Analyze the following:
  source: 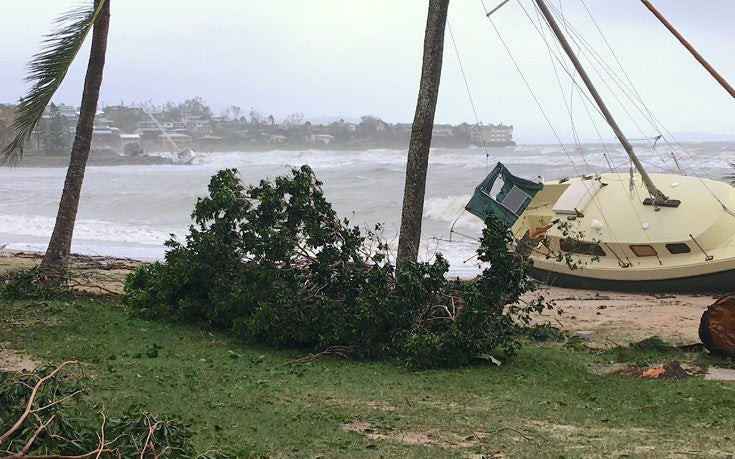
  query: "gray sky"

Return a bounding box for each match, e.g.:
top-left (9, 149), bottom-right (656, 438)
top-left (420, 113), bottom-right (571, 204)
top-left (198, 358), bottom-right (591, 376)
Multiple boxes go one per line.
top-left (1, 1), bottom-right (733, 142)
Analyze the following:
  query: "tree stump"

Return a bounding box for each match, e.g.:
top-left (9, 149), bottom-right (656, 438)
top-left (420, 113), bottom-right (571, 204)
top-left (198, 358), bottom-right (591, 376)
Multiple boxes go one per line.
top-left (699, 294), bottom-right (735, 357)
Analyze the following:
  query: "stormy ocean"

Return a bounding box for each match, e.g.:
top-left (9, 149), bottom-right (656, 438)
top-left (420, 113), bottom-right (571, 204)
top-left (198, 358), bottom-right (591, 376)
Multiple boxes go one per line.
top-left (1, 142), bottom-right (733, 276)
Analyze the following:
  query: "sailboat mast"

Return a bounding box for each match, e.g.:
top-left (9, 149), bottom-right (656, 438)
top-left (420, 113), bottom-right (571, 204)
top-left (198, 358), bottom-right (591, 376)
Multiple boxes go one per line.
top-left (641, 0), bottom-right (735, 100)
top-left (533, 0), bottom-right (668, 205)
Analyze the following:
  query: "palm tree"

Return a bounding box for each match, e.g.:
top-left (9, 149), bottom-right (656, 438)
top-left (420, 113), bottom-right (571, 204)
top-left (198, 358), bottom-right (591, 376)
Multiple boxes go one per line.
top-left (2, 0), bottom-right (110, 271)
top-left (396, 0), bottom-right (450, 269)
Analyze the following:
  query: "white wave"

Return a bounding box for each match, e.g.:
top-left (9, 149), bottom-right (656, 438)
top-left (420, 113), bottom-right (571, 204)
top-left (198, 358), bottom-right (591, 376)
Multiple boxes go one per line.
top-left (423, 195), bottom-right (486, 232)
top-left (0, 214), bottom-right (179, 246)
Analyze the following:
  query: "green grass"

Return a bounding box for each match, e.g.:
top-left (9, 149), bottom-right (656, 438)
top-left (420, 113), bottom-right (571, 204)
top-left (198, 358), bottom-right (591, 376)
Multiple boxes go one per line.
top-left (3, 299), bottom-right (735, 457)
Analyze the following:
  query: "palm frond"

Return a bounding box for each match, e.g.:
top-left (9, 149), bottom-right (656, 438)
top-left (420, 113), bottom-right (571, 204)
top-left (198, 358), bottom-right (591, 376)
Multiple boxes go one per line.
top-left (1, 0), bottom-right (107, 165)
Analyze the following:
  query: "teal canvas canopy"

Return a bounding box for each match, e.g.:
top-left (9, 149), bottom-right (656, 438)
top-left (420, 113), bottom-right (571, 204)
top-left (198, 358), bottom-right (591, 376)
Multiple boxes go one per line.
top-left (465, 162), bottom-right (543, 227)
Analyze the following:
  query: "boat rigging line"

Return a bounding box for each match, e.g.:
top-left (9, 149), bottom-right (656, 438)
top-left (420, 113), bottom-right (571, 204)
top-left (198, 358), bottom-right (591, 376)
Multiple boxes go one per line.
top-left (533, 0), bottom-right (673, 207)
top-left (446, 21), bottom-right (491, 168)
top-left (479, 0), bottom-right (586, 180)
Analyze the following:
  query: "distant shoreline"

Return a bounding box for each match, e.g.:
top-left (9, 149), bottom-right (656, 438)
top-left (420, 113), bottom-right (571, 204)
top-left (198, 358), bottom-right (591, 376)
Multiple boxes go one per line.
top-left (6, 139), bottom-right (733, 168)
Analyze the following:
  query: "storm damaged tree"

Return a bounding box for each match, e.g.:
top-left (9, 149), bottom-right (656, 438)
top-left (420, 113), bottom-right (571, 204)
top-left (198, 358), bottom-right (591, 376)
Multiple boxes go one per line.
top-left (1, 0), bottom-right (110, 271)
top-left (396, 0), bottom-right (450, 269)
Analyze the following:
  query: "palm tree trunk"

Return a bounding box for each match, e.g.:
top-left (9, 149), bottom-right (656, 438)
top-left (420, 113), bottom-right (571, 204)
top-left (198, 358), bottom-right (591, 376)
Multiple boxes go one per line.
top-left (396, 0), bottom-right (449, 270)
top-left (41, 0), bottom-right (110, 271)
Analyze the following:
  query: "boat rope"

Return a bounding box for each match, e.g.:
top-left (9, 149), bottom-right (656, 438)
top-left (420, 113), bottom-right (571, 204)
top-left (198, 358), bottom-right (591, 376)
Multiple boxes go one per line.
top-left (602, 153), bottom-right (615, 173)
top-left (546, 2), bottom-right (675, 173)
top-left (430, 236), bottom-right (480, 246)
top-left (446, 20), bottom-right (491, 170)
top-left (602, 242), bottom-right (631, 268)
top-left (530, 4), bottom-right (591, 172)
top-left (689, 233), bottom-right (714, 261)
top-left (579, 0), bottom-right (730, 191)
top-left (479, 0), bottom-right (586, 179)
top-left (493, 0), bottom-right (648, 254)
top-left (670, 150), bottom-right (685, 176)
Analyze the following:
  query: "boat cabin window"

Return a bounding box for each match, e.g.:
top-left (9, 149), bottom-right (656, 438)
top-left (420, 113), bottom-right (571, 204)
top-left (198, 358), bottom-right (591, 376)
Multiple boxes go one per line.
top-left (630, 244), bottom-right (657, 257)
top-left (560, 238), bottom-right (606, 256)
top-left (666, 243), bottom-right (691, 254)
top-left (498, 185), bottom-right (532, 215)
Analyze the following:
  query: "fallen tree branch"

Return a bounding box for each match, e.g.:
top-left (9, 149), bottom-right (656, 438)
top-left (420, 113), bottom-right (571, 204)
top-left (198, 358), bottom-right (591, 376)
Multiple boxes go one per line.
top-left (280, 345), bottom-right (353, 366)
top-left (0, 360), bottom-right (80, 445)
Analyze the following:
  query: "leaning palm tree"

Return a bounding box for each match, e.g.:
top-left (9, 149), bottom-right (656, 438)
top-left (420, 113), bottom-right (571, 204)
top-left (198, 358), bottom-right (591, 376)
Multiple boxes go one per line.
top-left (2, 0), bottom-right (110, 271)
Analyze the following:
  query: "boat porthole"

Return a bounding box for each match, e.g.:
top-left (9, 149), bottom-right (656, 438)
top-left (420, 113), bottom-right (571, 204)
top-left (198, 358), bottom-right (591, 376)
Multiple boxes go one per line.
top-left (630, 244), bottom-right (658, 257)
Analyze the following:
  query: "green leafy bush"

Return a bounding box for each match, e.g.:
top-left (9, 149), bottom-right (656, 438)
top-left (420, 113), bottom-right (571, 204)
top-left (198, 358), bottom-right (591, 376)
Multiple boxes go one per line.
top-left (124, 166), bottom-right (548, 368)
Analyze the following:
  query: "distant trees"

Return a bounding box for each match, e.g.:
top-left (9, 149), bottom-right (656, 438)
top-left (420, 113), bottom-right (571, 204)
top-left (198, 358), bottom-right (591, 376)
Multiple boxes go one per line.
top-left (357, 115), bottom-right (382, 140)
top-left (0, 103), bottom-right (16, 148)
top-left (42, 103), bottom-right (70, 156)
top-left (158, 97), bottom-right (213, 122)
top-left (102, 104), bottom-right (145, 132)
top-left (179, 97), bottom-right (213, 120)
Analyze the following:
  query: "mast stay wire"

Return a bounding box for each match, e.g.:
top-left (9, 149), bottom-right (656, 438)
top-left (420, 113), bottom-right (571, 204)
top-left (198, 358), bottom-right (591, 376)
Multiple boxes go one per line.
top-left (535, 1), bottom-right (650, 248)
top-left (538, 2), bottom-right (676, 174)
top-left (445, 20), bottom-right (494, 242)
top-left (522, 0), bottom-right (660, 196)
top-left (478, 0), bottom-right (586, 179)
top-left (578, 0), bottom-right (717, 180)
top-left (481, 0), bottom-right (638, 249)
top-left (546, 5), bottom-right (675, 173)
top-left (550, 2), bottom-right (712, 177)
top-left (517, 0), bottom-right (670, 176)
top-left (531, 3), bottom-right (590, 173)
top-left (521, 0), bottom-right (653, 245)
top-left (446, 20), bottom-right (491, 170)
top-left (576, 0), bottom-right (734, 213)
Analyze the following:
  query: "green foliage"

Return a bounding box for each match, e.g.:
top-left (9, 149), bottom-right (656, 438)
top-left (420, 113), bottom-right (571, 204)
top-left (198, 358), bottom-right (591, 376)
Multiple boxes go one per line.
top-left (630, 335), bottom-right (678, 352)
top-left (125, 166), bottom-right (547, 368)
top-left (0, 266), bottom-right (71, 300)
top-left (0, 363), bottom-right (197, 457)
top-left (522, 323), bottom-right (569, 342)
top-left (42, 103), bottom-right (69, 156)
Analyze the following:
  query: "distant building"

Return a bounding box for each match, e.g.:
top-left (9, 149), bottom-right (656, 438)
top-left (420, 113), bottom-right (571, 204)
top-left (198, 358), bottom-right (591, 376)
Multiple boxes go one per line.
top-left (311, 134), bottom-right (335, 144)
top-left (432, 124), bottom-right (454, 138)
top-left (470, 124), bottom-right (514, 145)
top-left (119, 133), bottom-right (141, 145)
top-left (91, 126), bottom-right (119, 150)
top-left (158, 132), bottom-right (192, 148)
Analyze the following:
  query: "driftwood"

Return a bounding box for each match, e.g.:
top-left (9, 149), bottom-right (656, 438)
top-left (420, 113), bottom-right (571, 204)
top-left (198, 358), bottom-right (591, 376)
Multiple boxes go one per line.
top-left (699, 293), bottom-right (735, 357)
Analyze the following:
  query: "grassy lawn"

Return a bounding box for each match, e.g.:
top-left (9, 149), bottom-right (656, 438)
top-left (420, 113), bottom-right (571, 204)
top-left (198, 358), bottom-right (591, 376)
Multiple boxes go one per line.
top-left (2, 298), bottom-right (735, 457)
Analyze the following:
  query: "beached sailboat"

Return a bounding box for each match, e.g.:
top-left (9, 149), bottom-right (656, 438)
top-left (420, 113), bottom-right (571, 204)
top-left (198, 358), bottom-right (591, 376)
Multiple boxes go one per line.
top-left (142, 109), bottom-right (198, 165)
top-left (466, 0), bottom-right (735, 292)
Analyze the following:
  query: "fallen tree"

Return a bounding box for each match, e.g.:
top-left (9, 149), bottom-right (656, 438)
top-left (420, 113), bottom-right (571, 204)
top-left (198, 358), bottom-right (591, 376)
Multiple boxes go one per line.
top-left (124, 166), bottom-right (551, 368)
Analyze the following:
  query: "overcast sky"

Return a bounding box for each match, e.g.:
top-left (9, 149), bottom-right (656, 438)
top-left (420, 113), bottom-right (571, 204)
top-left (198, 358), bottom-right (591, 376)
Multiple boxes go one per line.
top-left (1, 1), bottom-right (733, 142)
